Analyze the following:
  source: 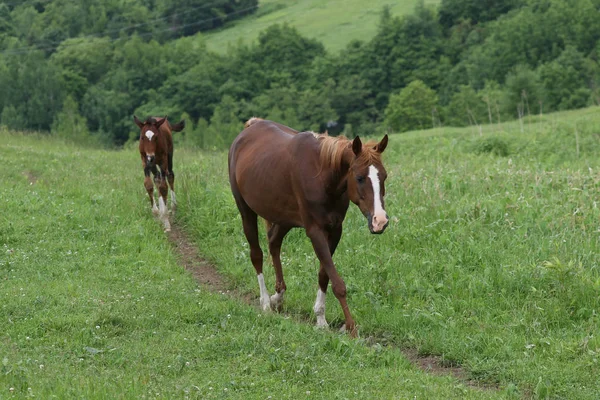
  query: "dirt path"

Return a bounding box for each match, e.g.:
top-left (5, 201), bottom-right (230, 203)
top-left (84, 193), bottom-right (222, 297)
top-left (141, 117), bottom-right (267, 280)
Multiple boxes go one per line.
top-left (167, 222), bottom-right (498, 392)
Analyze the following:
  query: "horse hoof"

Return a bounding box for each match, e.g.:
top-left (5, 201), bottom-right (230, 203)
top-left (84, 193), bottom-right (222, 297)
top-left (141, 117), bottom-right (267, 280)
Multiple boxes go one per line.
top-left (260, 298), bottom-right (271, 312)
top-left (315, 320), bottom-right (329, 329)
top-left (339, 324), bottom-right (346, 333)
top-left (270, 293), bottom-right (284, 312)
top-left (152, 208), bottom-right (159, 216)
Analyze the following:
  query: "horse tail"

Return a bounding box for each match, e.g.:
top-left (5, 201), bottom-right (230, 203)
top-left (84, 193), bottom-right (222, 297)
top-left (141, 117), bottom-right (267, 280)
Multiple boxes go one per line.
top-left (170, 119), bottom-right (185, 132)
top-left (263, 218), bottom-right (272, 233)
top-left (262, 218), bottom-right (273, 265)
top-left (244, 117), bottom-right (263, 129)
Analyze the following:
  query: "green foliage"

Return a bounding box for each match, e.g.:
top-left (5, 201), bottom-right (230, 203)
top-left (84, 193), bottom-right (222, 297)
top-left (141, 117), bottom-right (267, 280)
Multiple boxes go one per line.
top-left (470, 136), bottom-right (510, 156)
top-left (384, 80), bottom-right (438, 132)
top-left (538, 46), bottom-right (596, 111)
top-left (250, 23), bottom-right (326, 86)
top-left (51, 95), bottom-right (92, 145)
top-left (503, 64), bottom-right (543, 119)
top-left (0, 105), bottom-right (25, 130)
top-left (1, 0), bottom-right (600, 147)
top-left (438, 0), bottom-right (521, 29)
top-left (444, 85), bottom-right (488, 126)
top-left (204, 95), bottom-right (244, 149)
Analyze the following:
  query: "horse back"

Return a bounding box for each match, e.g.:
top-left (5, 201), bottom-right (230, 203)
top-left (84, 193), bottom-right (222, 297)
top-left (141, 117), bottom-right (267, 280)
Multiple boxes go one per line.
top-left (229, 120), bottom-right (329, 227)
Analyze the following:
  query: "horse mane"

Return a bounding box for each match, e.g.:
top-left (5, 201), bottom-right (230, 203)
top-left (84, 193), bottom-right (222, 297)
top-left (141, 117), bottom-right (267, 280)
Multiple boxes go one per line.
top-left (244, 117), bottom-right (263, 129)
top-left (315, 133), bottom-right (380, 172)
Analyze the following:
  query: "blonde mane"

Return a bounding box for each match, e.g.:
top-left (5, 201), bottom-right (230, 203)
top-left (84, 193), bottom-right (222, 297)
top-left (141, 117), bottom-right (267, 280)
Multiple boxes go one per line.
top-left (314, 133), bottom-right (380, 171)
top-left (244, 117), bottom-right (263, 129)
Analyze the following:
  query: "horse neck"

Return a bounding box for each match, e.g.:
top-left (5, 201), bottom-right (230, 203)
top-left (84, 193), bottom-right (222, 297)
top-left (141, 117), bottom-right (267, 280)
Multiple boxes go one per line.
top-left (326, 147), bottom-right (354, 197)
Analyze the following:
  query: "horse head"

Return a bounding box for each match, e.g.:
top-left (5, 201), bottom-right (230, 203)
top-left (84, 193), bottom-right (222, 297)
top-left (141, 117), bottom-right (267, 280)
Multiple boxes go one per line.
top-left (347, 134), bottom-right (389, 234)
top-left (134, 115), bottom-right (167, 168)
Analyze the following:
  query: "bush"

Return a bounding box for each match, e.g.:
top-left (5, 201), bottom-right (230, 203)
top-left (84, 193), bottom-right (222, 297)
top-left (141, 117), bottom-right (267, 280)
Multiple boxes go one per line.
top-left (384, 80), bottom-right (438, 132)
top-left (471, 136), bottom-right (510, 157)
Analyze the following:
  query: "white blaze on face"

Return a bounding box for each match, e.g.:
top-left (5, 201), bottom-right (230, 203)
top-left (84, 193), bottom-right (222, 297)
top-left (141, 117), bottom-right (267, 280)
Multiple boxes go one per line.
top-left (368, 165), bottom-right (388, 232)
top-left (145, 130), bottom-right (155, 141)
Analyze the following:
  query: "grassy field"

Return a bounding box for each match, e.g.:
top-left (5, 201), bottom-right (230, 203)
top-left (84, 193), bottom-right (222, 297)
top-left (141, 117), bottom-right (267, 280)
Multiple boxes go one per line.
top-left (2, 106), bottom-right (600, 399)
top-left (1, 131), bottom-right (503, 399)
top-left (175, 107), bottom-right (600, 399)
top-left (203, 0), bottom-right (441, 54)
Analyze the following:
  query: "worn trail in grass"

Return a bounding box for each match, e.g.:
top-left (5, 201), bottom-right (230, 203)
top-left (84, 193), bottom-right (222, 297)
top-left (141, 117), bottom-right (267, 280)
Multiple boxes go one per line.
top-left (167, 221), bottom-right (497, 391)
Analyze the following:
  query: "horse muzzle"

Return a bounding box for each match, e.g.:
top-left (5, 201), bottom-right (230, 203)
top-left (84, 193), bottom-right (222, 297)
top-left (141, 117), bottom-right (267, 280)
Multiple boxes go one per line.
top-left (368, 212), bottom-right (389, 234)
top-left (146, 155), bottom-right (155, 167)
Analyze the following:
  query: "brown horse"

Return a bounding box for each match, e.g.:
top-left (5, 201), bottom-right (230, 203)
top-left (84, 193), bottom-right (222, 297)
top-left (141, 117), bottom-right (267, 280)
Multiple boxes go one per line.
top-left (228, 118), bottom-right (389, 336)
top-left (134, 115), bottom-right (185, 232)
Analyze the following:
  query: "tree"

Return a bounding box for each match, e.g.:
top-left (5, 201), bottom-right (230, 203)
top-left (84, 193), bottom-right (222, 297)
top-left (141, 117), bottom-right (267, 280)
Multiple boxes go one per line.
top-left (438, 0), bottom-right (521, 30)
top-left (503, 65), bottom-right (543, 120)
top-left (384, 80), bottom-right (438, 132)
top-left (247, 23), bottom-right (325, 87)
top-left (204, 95), bottom-right (243, 149)
top-left (444, 85), bottom-right (487, 126)
top-left (52, 95), bottom-right (91, 145)
top-left (538, 46), bottom-right (595, 111)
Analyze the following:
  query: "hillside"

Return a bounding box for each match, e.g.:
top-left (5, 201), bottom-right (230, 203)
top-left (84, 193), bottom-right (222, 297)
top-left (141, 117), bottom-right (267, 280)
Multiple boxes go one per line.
top-left (203, 0), bottom-right (441, 53)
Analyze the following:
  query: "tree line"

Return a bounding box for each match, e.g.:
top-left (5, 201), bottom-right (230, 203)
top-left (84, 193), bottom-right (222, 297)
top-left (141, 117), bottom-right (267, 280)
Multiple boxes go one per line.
top-left (1, 0), bottom-right (600, 148)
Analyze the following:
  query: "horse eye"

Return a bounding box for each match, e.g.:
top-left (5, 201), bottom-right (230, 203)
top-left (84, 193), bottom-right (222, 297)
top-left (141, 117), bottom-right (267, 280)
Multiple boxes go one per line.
top-left (356, 176), bottom-right (365, 184)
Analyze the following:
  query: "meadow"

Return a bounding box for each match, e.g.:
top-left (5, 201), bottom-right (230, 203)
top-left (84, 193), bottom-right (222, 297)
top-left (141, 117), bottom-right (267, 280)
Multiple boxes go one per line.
top-left (1, 105), bottom-right (599, 399)
top-left (203, 0), bottom-right (441, 54)
top-left (176, 107), bottom-right (600, 399)
top-left (1, 130), bottom-right (501, 399)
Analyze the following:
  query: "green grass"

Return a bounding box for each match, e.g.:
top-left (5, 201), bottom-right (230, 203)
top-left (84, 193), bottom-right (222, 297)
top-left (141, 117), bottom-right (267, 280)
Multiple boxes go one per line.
top-left (0, 130), bottom-right (502, 399)
top-left (204, 0), bottom-right (441, 54)
top-left (176, 107), bottom-right (600, 399)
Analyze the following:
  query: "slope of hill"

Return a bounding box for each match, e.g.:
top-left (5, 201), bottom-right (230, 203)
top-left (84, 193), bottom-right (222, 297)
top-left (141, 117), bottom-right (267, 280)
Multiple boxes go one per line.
top-left (204, 0), bottom-right (441, 54)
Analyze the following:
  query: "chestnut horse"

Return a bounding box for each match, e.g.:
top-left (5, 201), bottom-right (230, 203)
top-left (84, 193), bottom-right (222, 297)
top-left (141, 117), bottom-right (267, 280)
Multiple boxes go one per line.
top-left (134, 115), bottom-right (185, 232)
top-left (228, 118), bottom-right (389, 336)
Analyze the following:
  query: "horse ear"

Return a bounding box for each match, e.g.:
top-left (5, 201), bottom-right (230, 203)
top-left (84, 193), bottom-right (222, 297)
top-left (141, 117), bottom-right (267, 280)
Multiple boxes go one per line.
top-left (133, 115), bottom-right (144, 129)
top-left (375, 134), bottom-right (388, 153)
top-left (156, 116), bottom-right (167, 128)
top-left (352, 136), bottom-right (362, 156)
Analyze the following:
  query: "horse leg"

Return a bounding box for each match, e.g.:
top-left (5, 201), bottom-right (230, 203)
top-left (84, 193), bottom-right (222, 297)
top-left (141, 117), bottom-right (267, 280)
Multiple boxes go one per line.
top-left (232, 195), bottom-right (269, 311)
top-left (167, 152), bottom-right (176, 212)
top-left (306, 225), bottom-right (356, 337)
top-left (267, 223), bottom-right (291, 312)
top-left (314, 225), bottom-right (342, 328)
top-left (157, 168), bottom-right (170, 232)
top-left (144, 168), bottom-right (158, 215)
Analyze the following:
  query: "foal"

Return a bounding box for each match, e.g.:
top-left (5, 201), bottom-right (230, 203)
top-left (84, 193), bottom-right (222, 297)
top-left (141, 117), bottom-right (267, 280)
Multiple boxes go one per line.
top-left (228, 118), bottom-right (389, 336)
top-left (134, 115), bottom-right (185, 232)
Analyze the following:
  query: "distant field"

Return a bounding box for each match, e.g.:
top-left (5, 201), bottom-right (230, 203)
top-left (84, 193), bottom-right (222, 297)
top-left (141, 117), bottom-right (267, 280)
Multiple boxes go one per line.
top-left (204, 0), bottom-right (441, 54)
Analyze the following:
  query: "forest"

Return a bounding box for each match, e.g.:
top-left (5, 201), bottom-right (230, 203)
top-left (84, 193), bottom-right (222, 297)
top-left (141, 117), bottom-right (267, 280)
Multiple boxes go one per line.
top-left (1, 0), bottom-right (600, 148)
